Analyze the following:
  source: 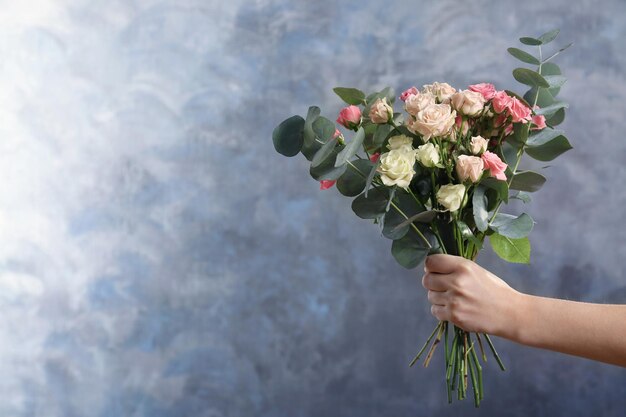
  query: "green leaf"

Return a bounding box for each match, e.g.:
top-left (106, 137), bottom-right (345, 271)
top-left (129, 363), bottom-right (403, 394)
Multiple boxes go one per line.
top-left (336, 159), bottom-right (372, 197)
top-left (509, 122), bottom-right (529, 149)
top-left (456, 220), bottom-right (483, 250)
top-left (301, 106), bottom-right (322, 160)
top-left (501, 142), bottom-right (519, 167)
top-left (524, 87), bottom-right (555, 108)
top-left (272, 115), bottom-right (305, 157)
top-left (383, 193), bottom-right (425, 240)
top-left (333, 87), bottom-right (366, 105)
top-left (490, 213), bottom-right (534, 238)
top-left (351, 187), bottom-right (389, 219)
top-left (526, 134), bottom-right (572, 161)
top-left (546, 108), bottom-right (565, 126)
top-left (510, 171), bottom-right (547, 192)
top-left (543, 75), bottom-right (567, 89)
top-left (379, 86), bottom-right (396, 104)
top-left (538, 29), bottom-right (560, 45)
top-left (472, 185), bottom-right (489, 232)
top-left (312, 116), bottom-right (336, 142)
top-left (391, 210), bottom-right (436, 233)
top-left (540, 62), bottom-right (563, 96)
top-left (309, 149), bottom-right (347, 181)
top-left (391, 230), bottom-right (431, 269)
top-left (511, 191), bottom-right (532, 203)
top-left (335, 127), bottom-right (365, 167)
top-left (371, 124), bottom-right (393, 150)
top-left (311, 136), bottom-right (339, 168)
top-left (481, 177), bottom-right (509, 203)
top-left (507, 47), bottom-right (540, 65)
top-left (513, 68), bottom-right (550, 88)
top-left (526, 128), bottom-right (564, 147)
top-left (519, 37), bottom-right (542, 46)
top-left (534, 101), bottom-right (568, 116)
top-left (364, 160), bottom-right (380, 197)
top-left (489, 233), bottom-right (531, 264)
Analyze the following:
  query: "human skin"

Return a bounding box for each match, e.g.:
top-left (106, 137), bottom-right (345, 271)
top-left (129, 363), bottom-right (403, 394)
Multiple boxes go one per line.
top-left (421, 254), bottom-right (626, 368)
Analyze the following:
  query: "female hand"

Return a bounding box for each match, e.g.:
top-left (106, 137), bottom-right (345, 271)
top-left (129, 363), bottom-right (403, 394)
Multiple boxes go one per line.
top-left (421, 254), bottom-right (522, 337)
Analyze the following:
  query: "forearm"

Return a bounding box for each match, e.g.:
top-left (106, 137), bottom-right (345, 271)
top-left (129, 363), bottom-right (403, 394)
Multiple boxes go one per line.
top-left (504, 292), bottom-right (626, 367)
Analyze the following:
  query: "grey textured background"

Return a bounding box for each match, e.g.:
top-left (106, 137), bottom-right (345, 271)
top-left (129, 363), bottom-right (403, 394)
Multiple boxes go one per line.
top-left (0, 0), bottom-right (625, 416)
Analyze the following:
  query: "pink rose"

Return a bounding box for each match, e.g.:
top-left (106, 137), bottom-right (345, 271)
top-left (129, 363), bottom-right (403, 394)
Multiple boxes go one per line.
top-left (369, 153), bottom-right (380, 163)
top-left (319, 180), bottom-right (336, 190)
top-left (400, 86), bottom-right (418, 101)
top-left (369, 98), bottom-right (393, 124)
top-left (333, 128), bottom-right (341, 138)
top-left (508, 97), bottom-right (532, 123)
top-left (468, 83), bottom-right (496, 100)
top-left (531, 107), bottom-right (547, 130)
top-left (336, 105), bottom-right (362, 130)
top-left (491, 91), bottom-right (512, 114)
top-left (456, 155), bottom-right (484, 183)
top-left (481, 151), bottom-right (508, 181)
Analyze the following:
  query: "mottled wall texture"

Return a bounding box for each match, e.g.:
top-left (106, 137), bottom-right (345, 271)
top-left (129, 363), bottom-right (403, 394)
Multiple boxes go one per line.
top-left (0, 0), bottom-right (625, 416)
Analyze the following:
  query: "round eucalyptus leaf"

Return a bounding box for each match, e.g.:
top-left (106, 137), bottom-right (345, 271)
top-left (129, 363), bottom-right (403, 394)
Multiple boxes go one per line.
top-left (391, 230), bottom-right (431, 269)
top-left (490, 213), bottom-right (534, 239)
top-left (336, 159), bottom-right (372, 197)
top-left (507, 47), bottom-right (540, 65)
top-left (351, 187), bottom-right (389, 219)
top-left (333, 87), bottom-right (366, 105)
top-left (272, 115), bottom-right (305, 157)
top-left (513, 68), bottom-right (550, 88)
top-left (312, 116), bottom-right (336, 142)
top-left (509, 171), bottom-right (547, 192)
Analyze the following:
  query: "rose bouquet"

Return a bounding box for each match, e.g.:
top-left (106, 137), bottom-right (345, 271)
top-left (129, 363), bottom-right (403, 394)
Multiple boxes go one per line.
top-left (271, 29), bottom-right (572, 406)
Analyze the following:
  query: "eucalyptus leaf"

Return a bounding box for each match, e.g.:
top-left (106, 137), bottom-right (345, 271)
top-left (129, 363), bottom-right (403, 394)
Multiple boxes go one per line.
top-left (333, 87), bottom-right (366, 105)
top-left (543, 75), bottom-right (567, 89)
top-left (513, 68), bottom-right (550, 88)
top-left (392, 210), bottom-right (437, 233)
top-left (526, 128), bottom-right (564, 147)
top-left (311, 136), bottom-right (338, 168)
top-left (272, 115), bottom-right (305, 157)
top-left (538, 29), bottom-right (560, 45)
top-left (309, 149), bottom-right (347, 181)
top-left (546, 108), bottom-right (565, 126)
top-left (534, 101), bottom-right (568, 116)
top-left (456, 220), bottom-right (483, 250)
top-left (383, 193), bottom-right (425, 240)
top-left (489, 233), bottom-right (531, 264)
top-left (507, 47), bottom-right (540, 65)
top-left (510, 171), bottom-right (547, 192)
top-left (511, 191), bottom-right (532, 203)
top-left (540, 62), bottom-right (563, 96)
top-left (543, 42), bottom-right (573, 63)
top-left (481, 177), bottom-right (509, 203)
top-left (391, 230), bottom-right (432, 269)
top-left (524, 87), bottom-right (555, 108)
top-left (337, 159), bottom-right (372, 197)
top-left (525, 134), bottom-right (572, 161)
top-left (364, 160), bottom-right (380, 197)
top-left (352, 187), bottom-right (389, 219)
top-left (519, 37), bottom-right (542, 45)
top-left (301, 106), bottom-right (322, 160)
top-left (312, 116), bottom-right (337, 142)
top-left (490, 213), bottom-right (534, 238)
top-left (472, 185), bottom-right (489, 232)
top-left (335, 127), bottom-right (365, 167)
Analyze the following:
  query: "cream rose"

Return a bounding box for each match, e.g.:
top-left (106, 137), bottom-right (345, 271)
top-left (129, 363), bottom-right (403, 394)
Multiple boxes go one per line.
top-left (422, 82), bottom-right (456, 103)
top-left (369, 97), bottom-right (393, 124)
top-left (436, 184), bottom-right (466, 212)
top-left (469, 135), bottom-right (489, 155)
top-left (387, 135), bottom-right (414, 152)
top-left (377, 149), bottom-right (416, 189)
top-left (405, 92), bottom-right (436, 116)
top-left (415, 143), bottom-right (441, 168)
top-left (408, 103), bottom-right (456, 141)
top-left (456, 155), bottom-right (484, 183)
top-left (450, 90), bottom-right (486, 117)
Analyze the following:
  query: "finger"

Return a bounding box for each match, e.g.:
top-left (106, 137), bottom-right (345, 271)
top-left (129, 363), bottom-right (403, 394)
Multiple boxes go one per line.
top-left (422, 272), bottom-right (452, 292)
top-left (430, 305), bottom-right (449, 321)
top-left (427, 290), bottom-right (447, 306)
top-left (425, 254), bottom-right (465, 274)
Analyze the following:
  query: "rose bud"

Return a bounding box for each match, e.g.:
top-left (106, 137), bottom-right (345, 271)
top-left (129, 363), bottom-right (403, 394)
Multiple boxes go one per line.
top-left (400, 86), bottom-right (418, 102)
top-left (319, 180), bottom-right (336, 190)
top-left (336, 105), bottom-right (362, 130)
top-left (369, 97), bottom-right (393, 124)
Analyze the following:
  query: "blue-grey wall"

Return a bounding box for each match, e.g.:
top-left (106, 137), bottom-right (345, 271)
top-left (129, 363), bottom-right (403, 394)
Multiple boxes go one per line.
top-left (0, 0), bottom-right (624, 416)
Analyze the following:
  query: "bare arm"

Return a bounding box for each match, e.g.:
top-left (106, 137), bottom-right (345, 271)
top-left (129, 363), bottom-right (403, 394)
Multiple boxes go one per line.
top-left (421, 254), bottom-right (626, 367)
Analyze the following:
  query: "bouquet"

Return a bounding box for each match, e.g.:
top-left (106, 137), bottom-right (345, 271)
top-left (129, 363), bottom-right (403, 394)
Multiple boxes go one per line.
top-left (271, 29), bottom-right (572, 407)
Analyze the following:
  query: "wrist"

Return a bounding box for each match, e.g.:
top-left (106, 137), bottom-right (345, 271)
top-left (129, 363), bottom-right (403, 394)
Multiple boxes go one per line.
top-left (497, 290), bottom-right (534, 343)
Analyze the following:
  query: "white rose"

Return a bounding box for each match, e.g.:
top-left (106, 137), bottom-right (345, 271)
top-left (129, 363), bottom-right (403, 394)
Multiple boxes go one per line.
top-left (422, 82), bottom-right (456, 103)
top-left (377, 149), bottom-right (416, 189)
top-left (369, 97), bottom-right (393, 124)
top-left (408, 103), bottom-right (457, 141)
top-left (387, 134), bottom-right (414, 152)
top-left (450, 90), bottom-right (486, 117)
top-left (436, 184), bottom-right (467, 212)
top-left (415, 143), bottom-right (441, 168)
top-left (405, 92), bottom-right (436, 116)
top-left (456, 155), bottom-right (484, 183)
top-left (469, 135), bottom-right (489, 155)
